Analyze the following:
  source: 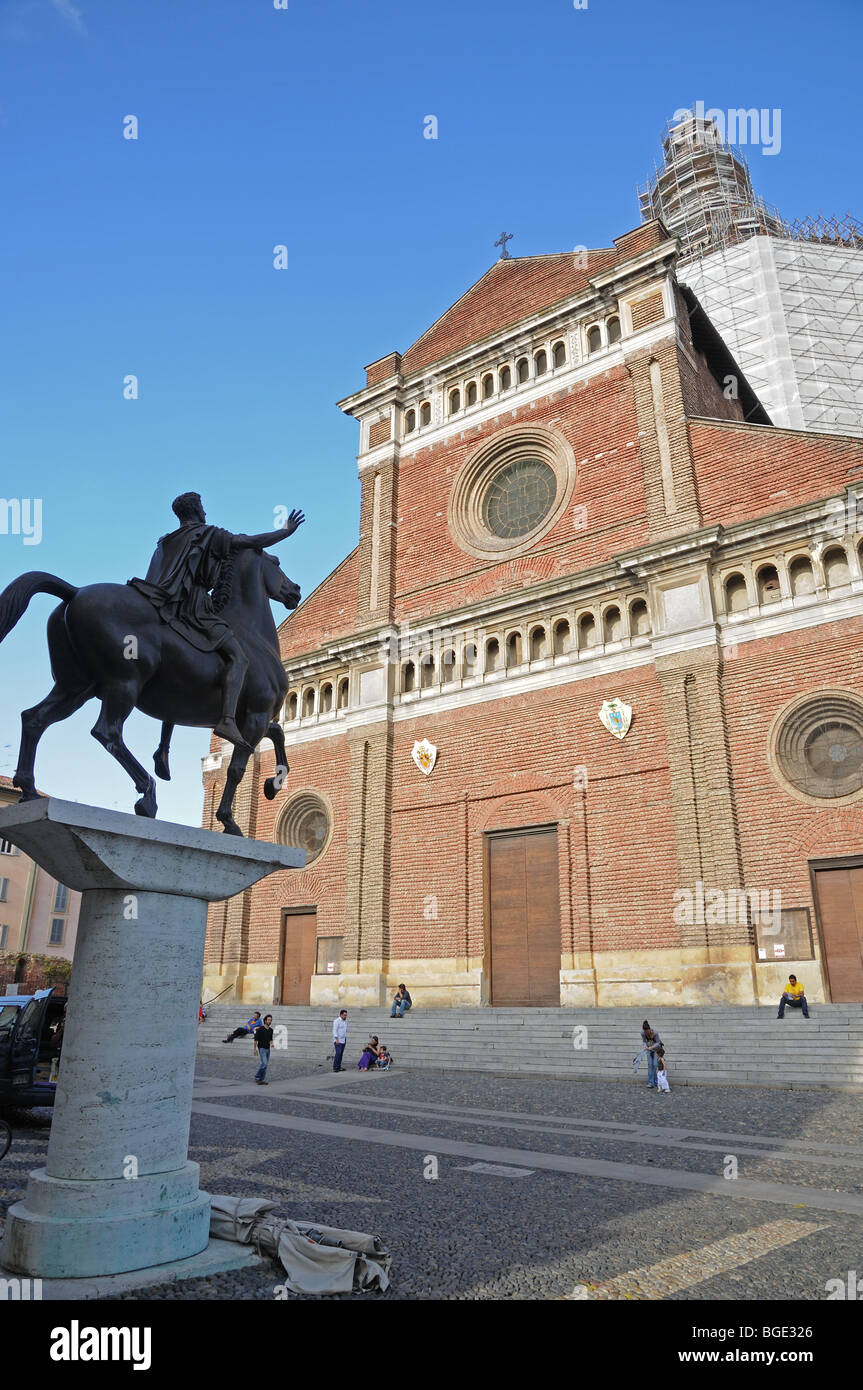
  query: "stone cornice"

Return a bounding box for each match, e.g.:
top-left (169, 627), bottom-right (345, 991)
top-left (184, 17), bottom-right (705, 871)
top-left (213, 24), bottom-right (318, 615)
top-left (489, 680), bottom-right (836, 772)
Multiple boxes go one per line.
top-left (281, 489), bottom-right (862, 679)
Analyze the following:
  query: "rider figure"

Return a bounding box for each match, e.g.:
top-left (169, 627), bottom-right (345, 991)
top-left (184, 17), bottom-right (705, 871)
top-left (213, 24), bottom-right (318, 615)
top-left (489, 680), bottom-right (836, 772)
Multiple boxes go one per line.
top-left (129, 492), bottom-right (304, 750)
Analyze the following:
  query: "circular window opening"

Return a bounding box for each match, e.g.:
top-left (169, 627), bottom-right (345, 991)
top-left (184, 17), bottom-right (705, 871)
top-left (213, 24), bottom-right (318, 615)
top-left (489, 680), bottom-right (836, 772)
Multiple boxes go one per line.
top-left (448, 425), bottom-right (576, 560)
top-left (482, 457), bottom-right (557, 540)
top-left (774, 695), bottom-right (863, 801)
top-left (278, 792), bottom-right (332, 864)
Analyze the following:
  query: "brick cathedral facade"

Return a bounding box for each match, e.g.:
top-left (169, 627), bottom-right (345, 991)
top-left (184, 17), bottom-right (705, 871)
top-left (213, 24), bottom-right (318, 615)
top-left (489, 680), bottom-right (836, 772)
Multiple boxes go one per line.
top-left (202, 219), bottom-right (863, 1010)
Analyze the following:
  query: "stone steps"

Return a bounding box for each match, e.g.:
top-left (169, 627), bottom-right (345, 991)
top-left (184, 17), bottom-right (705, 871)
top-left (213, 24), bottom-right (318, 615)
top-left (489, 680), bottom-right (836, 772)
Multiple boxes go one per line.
top-left (197, 1004), bottom-right (863, 1089)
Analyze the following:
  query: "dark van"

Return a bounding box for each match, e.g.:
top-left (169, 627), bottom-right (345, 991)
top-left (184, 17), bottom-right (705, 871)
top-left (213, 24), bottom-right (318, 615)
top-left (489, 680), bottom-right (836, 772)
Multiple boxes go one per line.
top-left (0, 989), bottom-right (66, 1111)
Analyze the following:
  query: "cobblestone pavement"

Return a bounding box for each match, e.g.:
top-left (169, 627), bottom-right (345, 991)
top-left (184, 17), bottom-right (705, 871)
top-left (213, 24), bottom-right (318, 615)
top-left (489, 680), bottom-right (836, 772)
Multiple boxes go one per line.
top-left (2, 1055), bottom-right (862, 1301)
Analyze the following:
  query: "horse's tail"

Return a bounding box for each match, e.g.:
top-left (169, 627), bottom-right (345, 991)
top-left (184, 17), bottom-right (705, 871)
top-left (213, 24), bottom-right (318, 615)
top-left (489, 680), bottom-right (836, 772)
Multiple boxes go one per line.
top-left (0, 572), bottom-right (78, 644)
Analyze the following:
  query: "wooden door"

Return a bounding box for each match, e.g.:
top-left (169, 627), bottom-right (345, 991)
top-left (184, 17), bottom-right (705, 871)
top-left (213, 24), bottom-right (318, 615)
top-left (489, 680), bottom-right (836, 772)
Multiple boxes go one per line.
top-left (488, 827), bottom-right (561, 1007)
top-left (813, 866), bottom-right (863, 1002)
top-left (280, 910), bottom-right (317, 1005)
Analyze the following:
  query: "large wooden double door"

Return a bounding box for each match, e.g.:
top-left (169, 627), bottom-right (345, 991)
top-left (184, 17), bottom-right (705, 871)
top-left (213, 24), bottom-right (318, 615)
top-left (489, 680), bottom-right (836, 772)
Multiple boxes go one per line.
top-left (812, 862), bottom-right (863, 1002)
top-left (487, 827), bottom-right (561, 1007)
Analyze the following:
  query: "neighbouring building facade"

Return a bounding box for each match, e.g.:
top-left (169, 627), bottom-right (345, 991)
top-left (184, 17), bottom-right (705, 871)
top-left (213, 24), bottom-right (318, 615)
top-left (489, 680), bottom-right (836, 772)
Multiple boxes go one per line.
top-left (202, 215), bottom-right (863, 1011)
top-left (0, 775), bottom-right (81, 982)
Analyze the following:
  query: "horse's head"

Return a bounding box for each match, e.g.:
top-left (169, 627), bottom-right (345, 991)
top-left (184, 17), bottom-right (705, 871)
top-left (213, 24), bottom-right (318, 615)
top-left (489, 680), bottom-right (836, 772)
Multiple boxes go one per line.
top-left (260, 551), bottom-right (301, 610)
top-left (217, 548), bottom-right (301, 629)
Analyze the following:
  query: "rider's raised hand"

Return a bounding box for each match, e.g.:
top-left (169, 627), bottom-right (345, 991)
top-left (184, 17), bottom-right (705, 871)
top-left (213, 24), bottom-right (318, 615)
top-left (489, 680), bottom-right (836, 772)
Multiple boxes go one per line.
top-left (285, 508), bottom-right (305, 534)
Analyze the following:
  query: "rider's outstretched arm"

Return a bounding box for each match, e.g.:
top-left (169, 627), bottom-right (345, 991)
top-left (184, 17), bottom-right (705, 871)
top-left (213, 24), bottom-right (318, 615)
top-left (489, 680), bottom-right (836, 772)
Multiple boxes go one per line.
top-left (231, 510), bottom-right (305, 551)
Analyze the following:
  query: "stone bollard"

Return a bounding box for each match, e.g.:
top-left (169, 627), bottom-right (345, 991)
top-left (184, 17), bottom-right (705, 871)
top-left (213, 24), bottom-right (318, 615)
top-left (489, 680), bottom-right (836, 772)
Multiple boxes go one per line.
top-left (0, 798), bottom-right (302, 1279)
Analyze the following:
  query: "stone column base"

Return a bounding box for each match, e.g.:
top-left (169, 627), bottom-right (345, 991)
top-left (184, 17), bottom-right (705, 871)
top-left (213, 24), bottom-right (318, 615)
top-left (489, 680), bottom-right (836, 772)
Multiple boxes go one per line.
top-left (2, 1164), bottom-right (211, 1279)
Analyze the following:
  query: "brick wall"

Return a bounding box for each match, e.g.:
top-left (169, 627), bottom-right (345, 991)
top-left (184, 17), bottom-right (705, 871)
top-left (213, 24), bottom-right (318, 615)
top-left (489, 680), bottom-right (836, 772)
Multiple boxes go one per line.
top-left (691, 421), bottom-right (863, 526)
top-left (723, 617), bottom-right (863, 921)
top-left (368, 418), bottom-right (391, 448)
top-left (630, 292), bottom-right (665, 331)
top-left (392, 368), bottom-right (648, 619)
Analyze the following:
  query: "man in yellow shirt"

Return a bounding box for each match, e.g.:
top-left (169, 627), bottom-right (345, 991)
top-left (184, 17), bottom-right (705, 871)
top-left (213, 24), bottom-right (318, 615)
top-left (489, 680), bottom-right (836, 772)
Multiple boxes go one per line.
top-left (777, 974), bottom-right (810, 1019)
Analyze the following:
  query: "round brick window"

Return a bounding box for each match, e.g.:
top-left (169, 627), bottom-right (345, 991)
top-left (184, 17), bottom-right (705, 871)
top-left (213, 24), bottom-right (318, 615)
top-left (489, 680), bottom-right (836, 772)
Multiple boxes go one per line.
top-left (448, 425), bottom-right (576, 559)
top-left (278, 792), bottom-right (332, 864)
top-left (774, 694), bottom-right (863, 801)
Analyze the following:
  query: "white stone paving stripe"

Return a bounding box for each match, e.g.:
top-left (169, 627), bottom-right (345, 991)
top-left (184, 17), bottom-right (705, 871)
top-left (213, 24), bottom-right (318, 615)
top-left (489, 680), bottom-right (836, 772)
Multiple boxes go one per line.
top-left (244, 1083), bottom-right (863, 1159)
top-left (457, 1162), bottom-right (535, 1177)
top-left (563, 1218), bottom-right (826, 1300)
top-left (190, 1101), bottom-right (863, 1217)
top-left (194, 1085), bottom-right (863, 1173)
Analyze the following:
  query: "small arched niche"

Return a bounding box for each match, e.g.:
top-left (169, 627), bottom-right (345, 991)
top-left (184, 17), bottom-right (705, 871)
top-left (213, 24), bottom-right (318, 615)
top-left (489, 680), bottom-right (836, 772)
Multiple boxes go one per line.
top-left (603, 606), bottom-right (623, 643)
top-left (824, 546), bottom-right (850, 588)
top-left (724, 573), bottom-right (749, 614)
top-left (630, 599), bottom-right (650, 637)
top-left (578, 613), bottom-right (597, 649)
top-left (505, 632), bottom-right (523, 668)
top-left (757, 564), bottom-right (781, 605)
top-left (529, 626), bottom-right (547, 661)
top-left (789, 555), bottom-right (815, 597)
top-left (553, 619), bottom-right (571, 656)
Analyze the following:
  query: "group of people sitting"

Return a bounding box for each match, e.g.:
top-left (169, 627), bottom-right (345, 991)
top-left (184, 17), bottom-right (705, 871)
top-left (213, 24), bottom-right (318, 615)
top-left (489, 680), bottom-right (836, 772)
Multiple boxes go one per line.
top-left (357, 1036), bottom-right (393, 1071)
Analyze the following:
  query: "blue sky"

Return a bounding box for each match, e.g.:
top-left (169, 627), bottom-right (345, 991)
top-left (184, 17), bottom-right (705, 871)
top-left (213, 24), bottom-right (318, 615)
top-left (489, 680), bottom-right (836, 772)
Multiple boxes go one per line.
top-left (0, 0), bottom-right (859, 825)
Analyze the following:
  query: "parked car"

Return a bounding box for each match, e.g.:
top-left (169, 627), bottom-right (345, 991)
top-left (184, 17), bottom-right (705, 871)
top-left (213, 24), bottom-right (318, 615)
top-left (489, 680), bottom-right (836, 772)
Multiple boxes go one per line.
top-left (0, 989), bottom-right (67, 1112)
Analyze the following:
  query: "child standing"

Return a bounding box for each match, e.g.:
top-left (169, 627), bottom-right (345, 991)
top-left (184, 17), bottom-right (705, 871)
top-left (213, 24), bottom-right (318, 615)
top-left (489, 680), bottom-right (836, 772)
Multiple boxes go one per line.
top-left (655, 1049), bottom-right (670, 1093)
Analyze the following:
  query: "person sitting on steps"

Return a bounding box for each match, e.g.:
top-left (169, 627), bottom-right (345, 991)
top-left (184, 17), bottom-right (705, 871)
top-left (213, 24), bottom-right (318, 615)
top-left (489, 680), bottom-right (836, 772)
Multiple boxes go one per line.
top-left (391, 984), bottom-right (412, 1018)
top-left (777, 974), bottom-right (810, 1019)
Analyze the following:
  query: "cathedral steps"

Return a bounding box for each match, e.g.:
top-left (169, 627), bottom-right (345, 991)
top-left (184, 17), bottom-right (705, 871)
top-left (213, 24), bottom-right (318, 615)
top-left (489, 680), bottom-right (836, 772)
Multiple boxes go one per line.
top-left (197, 1003), bottom-right (863, 1090)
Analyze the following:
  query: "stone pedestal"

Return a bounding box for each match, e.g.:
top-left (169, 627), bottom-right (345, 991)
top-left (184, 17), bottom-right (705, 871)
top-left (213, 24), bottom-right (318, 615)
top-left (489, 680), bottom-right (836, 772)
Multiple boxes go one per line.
top-left (0, 798), bottom-right (302, 1279)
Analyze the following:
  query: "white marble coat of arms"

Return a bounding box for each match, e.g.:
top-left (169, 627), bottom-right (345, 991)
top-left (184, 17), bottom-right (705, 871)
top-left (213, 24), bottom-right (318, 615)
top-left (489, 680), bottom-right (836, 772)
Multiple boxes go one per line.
top-left (598, 698), bottom-right (632, 741)
top-left (411, 738), bottom-right (438, 775)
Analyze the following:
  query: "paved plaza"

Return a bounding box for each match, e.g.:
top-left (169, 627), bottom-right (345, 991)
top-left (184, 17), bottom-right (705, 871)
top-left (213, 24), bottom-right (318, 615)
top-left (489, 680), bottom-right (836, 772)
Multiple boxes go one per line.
top-left (4, 1055), bottom-right (862, 1301)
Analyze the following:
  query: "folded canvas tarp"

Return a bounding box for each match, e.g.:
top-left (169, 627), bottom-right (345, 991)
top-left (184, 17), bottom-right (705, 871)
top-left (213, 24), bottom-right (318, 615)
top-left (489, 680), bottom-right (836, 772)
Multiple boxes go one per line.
top-left (209, 1195), bottom-right (392, 1295)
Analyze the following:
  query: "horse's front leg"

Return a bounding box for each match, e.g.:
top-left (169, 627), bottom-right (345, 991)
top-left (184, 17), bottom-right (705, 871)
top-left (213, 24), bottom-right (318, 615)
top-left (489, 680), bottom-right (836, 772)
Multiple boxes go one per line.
top-left (214, 714), bottom-right (269, 836)
top-left (153, 721), bottom-right (173, 781)
top-left (263, 719), bottom-right (290, 800)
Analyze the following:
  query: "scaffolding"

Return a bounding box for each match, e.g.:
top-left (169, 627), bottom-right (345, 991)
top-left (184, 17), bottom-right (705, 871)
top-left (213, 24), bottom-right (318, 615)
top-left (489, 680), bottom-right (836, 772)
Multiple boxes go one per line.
top-left (637, 111), bottom-right (863, 437)
top-left (637, 112), bottom-right (785, 264)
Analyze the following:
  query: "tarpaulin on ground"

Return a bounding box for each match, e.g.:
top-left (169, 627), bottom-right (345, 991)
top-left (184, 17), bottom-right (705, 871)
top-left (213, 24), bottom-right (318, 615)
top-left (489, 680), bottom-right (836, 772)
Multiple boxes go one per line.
top-left (209, 1194), bottom-right (392, 1295)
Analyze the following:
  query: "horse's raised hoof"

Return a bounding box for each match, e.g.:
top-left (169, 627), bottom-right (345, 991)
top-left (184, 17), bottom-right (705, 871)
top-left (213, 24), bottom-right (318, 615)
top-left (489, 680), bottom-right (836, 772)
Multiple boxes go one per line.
top-left (263, 763), bottom-right (289, 800)
top-left (134, 782), bottom-right (158, 818)
top-left (153, 748), bottom-right (171, 781)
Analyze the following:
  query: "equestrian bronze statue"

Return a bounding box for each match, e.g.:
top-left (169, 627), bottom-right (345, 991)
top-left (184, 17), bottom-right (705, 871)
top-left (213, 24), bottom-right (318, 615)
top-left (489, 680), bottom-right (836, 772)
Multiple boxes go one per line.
top-left (0, 492), bottom-right (303, 835)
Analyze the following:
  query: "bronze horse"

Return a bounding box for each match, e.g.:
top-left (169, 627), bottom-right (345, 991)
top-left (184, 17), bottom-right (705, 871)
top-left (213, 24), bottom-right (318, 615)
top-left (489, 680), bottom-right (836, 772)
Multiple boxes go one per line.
top-left (0, 547), bottom-right (299, 835)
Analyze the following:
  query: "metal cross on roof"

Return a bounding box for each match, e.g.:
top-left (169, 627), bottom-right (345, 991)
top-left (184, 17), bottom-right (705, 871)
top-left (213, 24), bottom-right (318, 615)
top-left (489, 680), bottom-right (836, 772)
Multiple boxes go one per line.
top-left (494, 230), bottom-right (514, 260)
